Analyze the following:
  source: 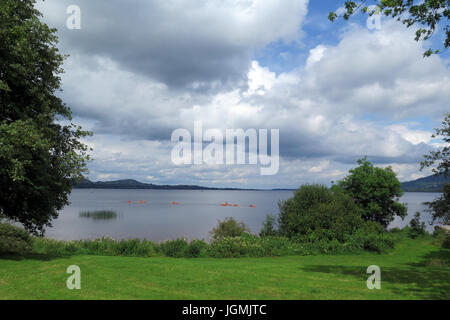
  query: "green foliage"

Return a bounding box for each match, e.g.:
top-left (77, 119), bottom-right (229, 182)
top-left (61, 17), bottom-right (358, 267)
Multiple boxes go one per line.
top-left (0, 222), bottom-right (32, 254)
top-left (421, 113), bottom-right (450, 177)
top-left (79, 210), bottom-right (119, 220)
top-left (207, 234), bottom-right (310, 258)
top-left (295, 221), bottom-right (396, 254)
top-left (259, 214), bottom-right (278, 237)
top-left (433, 227), bottom-right (450, 249)
top-left (329, 1), bottom-right (450, 57)
top-left (160, 238), bottom-right (189, 258)
top-left (408, 212), bottom-right (427, 239)
top-left (424, 184), bottom-right (450, 224)
top-left (29, 228), bottom-right (401, 258)
top-left (443, 235), bottom-right (450, 249)
top-left (0, 0), bottom-right (92, 235)
top-left (278, 184), bottom-right (365, 240)
top-left (209, 217), bottom-right (250, 240)
top-left (338, 157), bottom-right (407, 228)
top-left (186, 239), bottom-right (208, 258)
top-left (276, 182), bottom-right (400, 253)
top-left (32, 237), bottom-right (157, 257)
top-left (421, 114), bottom-right (450, 224)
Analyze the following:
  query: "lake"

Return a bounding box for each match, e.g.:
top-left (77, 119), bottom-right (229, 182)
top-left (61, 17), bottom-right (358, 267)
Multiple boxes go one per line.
top-left (45, 190), bottom-right (441, 242)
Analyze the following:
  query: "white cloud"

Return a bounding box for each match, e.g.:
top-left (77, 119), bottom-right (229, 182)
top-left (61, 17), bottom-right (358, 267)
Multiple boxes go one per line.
top-left (36, 0), bottom-right (309, 88)
top-left (34, 1), bottom-right (450, 187)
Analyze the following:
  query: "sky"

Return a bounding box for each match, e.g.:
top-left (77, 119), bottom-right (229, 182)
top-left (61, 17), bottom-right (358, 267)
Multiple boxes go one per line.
top-left (35, 0), bottom-right (449, 189)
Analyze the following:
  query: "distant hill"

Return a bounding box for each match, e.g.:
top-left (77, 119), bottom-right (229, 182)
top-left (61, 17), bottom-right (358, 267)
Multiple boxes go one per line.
top-left (401, 174), bottom-right (450, 192)
top-left (75, 175), bottom-right (449, 192)
top-left (74, 179), bottom-right (251, 191)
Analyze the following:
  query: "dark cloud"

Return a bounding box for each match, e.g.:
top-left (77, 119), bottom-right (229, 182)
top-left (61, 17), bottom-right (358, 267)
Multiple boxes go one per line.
top-left (37, 0), bottom-right (307, 90)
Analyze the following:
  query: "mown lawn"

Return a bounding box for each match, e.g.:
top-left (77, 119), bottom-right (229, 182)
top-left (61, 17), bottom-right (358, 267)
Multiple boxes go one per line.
top-left (0, 238), bottom-right (448, 300)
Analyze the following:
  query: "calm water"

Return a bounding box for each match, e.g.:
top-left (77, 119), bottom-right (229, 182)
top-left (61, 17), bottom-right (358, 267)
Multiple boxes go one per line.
top-left (45, 190), bottom-right (441, 241)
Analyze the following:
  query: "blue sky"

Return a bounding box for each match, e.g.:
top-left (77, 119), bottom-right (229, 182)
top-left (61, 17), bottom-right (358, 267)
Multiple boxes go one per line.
top-left (35, 0), bottom-right (449, 188)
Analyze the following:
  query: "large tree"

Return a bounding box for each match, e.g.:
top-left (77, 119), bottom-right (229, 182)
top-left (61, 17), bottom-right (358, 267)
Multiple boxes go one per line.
top-left (277, 184), bottom-right (365, 240)
top-left (420, 113), bottom-right (450, 177)
top-left (421, 113), bottom-right (450, 224)
top-left (0, 0), bottom-right (91, 235)
top-left (329, 0), bottom-right (450, 57)
top-left (338, 157), bottom-right (407, 228)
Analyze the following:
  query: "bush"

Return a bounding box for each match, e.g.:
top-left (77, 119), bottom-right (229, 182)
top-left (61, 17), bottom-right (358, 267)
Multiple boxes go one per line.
top-left (259, 214), bottom-right (278, 237)
top-left (209, 217), bottom-right (250, 240)
top-left (278, 184), bottom-right (364, 241)
top-left (351, 228), bottom-right (395, 254)
top-left (433, 227), bottom-right (450, 249)
top-left (160, 238), bottom-right (189, 257)
top-left (32, 238), bottom-right (82, 256)
top-left (32, 236), bottom-right (157, 257)
top-left (408, 212), bottom-right (427, 239)
top-left (115, 238), bottom-right (155, 256)
top-left (0, 222), bottom-right (32, 254)
top-left (186, 239), bottom-right (207, 258)
top-left (207, 234), bottom-right (310, 258)
top-left (425, 183), bottom-right (450, 225)
top-left (443, 234), bottom-right (450, 249)
top-left (388, 227), bottom-right (402, 233)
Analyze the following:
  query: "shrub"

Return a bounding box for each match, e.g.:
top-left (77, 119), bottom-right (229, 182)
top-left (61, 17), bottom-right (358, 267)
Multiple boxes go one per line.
top-left (115, 238), bottom-right (155, 256)
top-left (434, 227), bottom-right (450, 249)
top-left (388, 227), bottom-right (402, 233)
top-left (0, 222), bottom-right (32, 254)
top-left (259, 214), bottom-right (278, 237)
top-left (32, 236), bottom-right (157, 257)
top-left (443, 234), bottom-right (450, 249)
top-left (32, 237), bottom-right (83, 256)
top-left (352, 222), bottom-right (395, 253)
top-left (408, 212), bottom-right (427, 239)
top-left (278, 184), bottom-right (364, 241)
top-left (207, 234), bottom-right (310, 258)
top-left (186, 239), bottom-right (207, 258)
top-left (209, 217), bottom-right (250, 240)
top-left (424, 183), bottom-right (450, 225)
top-left (160, 238), bottom-right (189, 257)
top-left (208, 235), bottom-right (265, 258)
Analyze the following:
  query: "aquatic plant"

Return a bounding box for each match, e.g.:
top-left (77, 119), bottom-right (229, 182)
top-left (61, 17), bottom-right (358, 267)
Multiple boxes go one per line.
top-left (79, 210), bottom-right (119, 220)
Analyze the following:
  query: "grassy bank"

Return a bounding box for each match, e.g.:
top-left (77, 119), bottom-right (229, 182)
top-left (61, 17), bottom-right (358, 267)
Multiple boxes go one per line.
top-left (0, 238), bottom-right (448, 299)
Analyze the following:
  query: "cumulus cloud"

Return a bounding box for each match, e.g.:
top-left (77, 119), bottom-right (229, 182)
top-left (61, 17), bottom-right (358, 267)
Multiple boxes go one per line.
top-left (301, 23), bottom-right (450, 119)
top-left (36, 0), bottom-right (308, 89)
top-left (34, 1), bottom-right (450, 187)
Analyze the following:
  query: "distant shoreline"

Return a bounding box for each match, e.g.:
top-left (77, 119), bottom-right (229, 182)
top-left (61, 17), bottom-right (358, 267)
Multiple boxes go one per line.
top-left (73, 186), bottom-right (439, 193)
top-left (74, 174), bottom-right (449, 192)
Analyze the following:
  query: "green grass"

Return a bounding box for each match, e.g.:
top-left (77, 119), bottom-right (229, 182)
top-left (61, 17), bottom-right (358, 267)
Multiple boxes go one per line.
top-left (0, 238), bottom-right (448, 300)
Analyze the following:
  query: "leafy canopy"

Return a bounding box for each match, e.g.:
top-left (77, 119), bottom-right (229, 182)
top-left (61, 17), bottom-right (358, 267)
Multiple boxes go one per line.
top-left (277, 184), bottom-right (365, 241)
top-left (0, 0), bottom-right (92, 235)
top-left (259, 214), bottom-right (278, 237)
top-left (329, 0), bottom-right (450, 57)
top-left (338, 157), bottom-right (407, 228)
top-left (209, 217), bottom-right (250, 240)
top-left (408, 212), bottom-right (426, 238)
top-left (420, 113), bottom-right (450, 177)
top-left (420, 114), bottom-right (450, 224)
